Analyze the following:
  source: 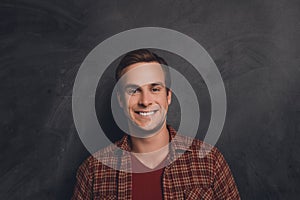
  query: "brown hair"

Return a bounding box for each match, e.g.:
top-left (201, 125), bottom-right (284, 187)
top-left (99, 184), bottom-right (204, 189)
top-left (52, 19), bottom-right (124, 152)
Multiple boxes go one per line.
top-left (115, 49), bottom-right (171, 89)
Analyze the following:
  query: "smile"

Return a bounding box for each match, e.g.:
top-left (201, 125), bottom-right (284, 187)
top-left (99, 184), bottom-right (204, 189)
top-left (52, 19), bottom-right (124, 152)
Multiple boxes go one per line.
top-left (135, 110), bottom-right (157, 116)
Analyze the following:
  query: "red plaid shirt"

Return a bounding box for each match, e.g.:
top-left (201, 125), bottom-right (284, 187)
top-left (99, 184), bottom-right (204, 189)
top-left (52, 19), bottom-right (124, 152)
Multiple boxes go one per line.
top-left (72, 126), bottom-right (240, 200)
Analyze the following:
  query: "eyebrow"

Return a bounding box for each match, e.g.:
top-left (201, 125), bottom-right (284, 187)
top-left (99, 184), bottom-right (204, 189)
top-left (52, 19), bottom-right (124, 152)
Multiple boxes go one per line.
top-left (124, 82), bottom-right (165, 89)
top-left (150, 82), bottom-right (165, 87)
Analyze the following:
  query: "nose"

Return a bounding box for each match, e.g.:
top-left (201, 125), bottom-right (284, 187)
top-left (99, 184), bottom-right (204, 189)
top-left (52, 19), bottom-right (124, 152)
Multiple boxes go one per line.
top-left (138, 90), bottom-right (153, 107)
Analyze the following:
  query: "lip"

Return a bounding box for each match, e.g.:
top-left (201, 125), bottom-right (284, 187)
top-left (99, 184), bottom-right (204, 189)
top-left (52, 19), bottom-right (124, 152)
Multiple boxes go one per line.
top-left (134, 110), bottom-right (158, 117)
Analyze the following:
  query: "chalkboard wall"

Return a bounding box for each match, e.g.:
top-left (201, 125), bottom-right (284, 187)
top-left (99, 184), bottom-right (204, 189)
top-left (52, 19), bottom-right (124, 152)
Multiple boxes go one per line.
top-left (1, 0), bottom-right (299, 199)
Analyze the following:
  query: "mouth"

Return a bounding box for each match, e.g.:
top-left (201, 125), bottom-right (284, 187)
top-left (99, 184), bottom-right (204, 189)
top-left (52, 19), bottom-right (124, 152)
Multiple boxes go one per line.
top-left (134, 110), bottom-right (158, 116)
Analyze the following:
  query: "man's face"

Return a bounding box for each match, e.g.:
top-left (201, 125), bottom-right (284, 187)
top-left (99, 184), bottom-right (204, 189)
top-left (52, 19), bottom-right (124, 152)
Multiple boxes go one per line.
top-left (117, 62), bottom-right (171, 136)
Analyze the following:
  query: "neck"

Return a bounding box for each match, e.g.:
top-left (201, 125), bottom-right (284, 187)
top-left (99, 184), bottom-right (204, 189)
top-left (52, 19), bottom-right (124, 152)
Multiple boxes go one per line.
top-left (130, 124), bottom-right (169, 153)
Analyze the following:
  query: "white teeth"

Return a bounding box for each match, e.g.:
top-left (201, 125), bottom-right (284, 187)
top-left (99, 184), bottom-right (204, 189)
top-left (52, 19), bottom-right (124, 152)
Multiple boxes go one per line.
top-left (139, 111), bottom-right (155, 116)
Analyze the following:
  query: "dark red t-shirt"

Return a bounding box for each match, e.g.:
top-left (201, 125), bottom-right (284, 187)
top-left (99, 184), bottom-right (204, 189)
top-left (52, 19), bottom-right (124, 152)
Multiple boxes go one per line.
top-left (131, 155), bottom-right (166, 200)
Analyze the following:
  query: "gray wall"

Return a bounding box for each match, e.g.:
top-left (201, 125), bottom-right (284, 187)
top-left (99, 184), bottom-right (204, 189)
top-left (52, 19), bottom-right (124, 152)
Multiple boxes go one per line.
top-left (0, 0), bottom-right (299, 199)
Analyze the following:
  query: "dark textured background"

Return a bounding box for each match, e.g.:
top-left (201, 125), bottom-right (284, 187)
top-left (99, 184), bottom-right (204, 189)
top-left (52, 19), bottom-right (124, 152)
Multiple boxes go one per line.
top-left (1, 0), bottom-right (300, 199)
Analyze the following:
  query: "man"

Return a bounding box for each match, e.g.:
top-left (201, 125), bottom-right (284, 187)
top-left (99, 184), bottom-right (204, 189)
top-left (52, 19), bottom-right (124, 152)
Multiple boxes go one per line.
top-left (72, 49), bottom-right (240, 199)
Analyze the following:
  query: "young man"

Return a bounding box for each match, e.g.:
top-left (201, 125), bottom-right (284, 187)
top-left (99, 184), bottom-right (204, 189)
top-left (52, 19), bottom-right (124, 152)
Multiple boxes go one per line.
top-left (72, 49), bottom-right (240, 199)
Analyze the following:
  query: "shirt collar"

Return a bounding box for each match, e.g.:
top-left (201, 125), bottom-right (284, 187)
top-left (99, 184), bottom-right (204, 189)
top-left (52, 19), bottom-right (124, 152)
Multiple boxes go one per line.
top-left (115, 125), bottom-right (193, 156)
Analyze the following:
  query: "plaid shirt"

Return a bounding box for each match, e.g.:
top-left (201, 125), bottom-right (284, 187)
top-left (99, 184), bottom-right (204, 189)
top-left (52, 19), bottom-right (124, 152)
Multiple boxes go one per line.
top-left (72, 126), bottom-right (240, 200)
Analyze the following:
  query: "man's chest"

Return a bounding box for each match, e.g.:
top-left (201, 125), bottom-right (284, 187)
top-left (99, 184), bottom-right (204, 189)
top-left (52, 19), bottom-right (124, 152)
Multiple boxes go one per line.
top-left (92, 157), bottom-right (214, 200)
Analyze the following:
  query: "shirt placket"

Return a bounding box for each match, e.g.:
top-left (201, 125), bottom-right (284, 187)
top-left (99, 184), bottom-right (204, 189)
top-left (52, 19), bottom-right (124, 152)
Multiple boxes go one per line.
top-left (162, 142), bottom-right (178, 200)
top-left (117, 151), bottom-right (132, 200)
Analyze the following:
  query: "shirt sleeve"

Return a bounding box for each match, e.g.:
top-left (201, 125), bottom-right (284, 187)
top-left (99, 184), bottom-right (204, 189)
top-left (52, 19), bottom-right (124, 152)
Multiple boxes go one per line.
top-left (212, 149), bottom-right (241, 200)
top-left (71, 158), bottom-right (93, 200)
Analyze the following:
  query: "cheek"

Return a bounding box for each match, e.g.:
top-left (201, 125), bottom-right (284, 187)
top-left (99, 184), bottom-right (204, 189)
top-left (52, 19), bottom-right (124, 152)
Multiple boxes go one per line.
top-left (125, 95), bottom-right (138, 108)
top-left (127, 96), bottom-right (134, 104)
top-left (118, 95), bottom-right (130, 111)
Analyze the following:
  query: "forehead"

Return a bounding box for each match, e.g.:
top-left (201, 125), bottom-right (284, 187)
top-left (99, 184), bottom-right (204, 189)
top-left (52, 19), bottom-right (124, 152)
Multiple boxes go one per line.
top-left (120, 62), bottom-right (165, 86)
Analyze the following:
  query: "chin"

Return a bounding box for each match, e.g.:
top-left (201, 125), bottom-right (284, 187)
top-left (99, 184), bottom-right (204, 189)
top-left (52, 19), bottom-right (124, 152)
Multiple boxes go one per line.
top-left (128, 120), bottom-right (166, 138)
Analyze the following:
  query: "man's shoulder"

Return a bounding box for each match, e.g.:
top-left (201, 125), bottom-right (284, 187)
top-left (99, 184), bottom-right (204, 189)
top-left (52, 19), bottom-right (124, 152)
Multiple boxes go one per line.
top-left (80, 143), bottom-right (121, 169)
top-left (168, 126), bottom-right (220, 158)
top-left (93, 143), bottom-right (120, 158)
top-left (174, 133), bottom-right (222, 160)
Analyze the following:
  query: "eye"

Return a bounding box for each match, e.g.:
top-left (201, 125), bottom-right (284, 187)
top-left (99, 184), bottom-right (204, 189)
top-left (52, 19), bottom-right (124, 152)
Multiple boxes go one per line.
top-left (127, 87), bottom-right (140, 95)
top-left (152, 86), bottom-right (162, 92)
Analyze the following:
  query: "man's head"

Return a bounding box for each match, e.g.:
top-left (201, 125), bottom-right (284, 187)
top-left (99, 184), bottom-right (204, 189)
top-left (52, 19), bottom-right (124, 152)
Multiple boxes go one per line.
top-left (115, 49), bottom-right (171, 89)
top-left (115, 49), bottom-right (172, 137)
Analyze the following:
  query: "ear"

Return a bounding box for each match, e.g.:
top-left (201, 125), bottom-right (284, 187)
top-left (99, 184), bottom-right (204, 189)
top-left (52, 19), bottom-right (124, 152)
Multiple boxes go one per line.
top-left (167, 89), bottom-right (172, 105)
top-left (117, 91), bottom-right (124, 108)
